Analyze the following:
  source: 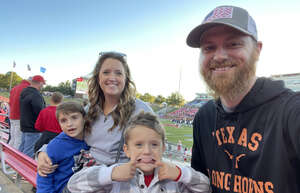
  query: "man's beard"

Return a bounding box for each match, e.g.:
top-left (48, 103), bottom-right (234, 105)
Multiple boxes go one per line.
top-left (200, 49), bottom-right (258, 101)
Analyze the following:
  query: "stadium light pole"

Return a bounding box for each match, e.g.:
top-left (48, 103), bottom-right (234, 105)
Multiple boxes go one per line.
top-left (9, 72), bottom-right (14, 92)
top-left (178, 64), bottom-right (182, 94)
top-left (162, 102), bottom-right (168, 115)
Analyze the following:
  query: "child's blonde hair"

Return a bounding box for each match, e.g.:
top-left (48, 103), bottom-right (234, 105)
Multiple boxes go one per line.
top-left (124, 111), bottom-right (165, 145)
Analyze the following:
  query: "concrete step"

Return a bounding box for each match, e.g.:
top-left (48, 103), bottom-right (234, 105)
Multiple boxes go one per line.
top-left (0, 171), bottom-right (24, 193)
top-left (0, 169), bottom-right (34, 193)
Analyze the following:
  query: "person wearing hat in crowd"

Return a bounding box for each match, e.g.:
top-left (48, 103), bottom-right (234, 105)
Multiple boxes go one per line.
top-left (19, 75), bottom-right (46, 158)
top-left (186, 5), bottom-right (300, 192)
top-left (8, 76), bottom-right (32, 149)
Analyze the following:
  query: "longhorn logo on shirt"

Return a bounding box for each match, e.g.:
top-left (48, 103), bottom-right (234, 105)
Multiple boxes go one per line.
top-left (224, 150), bottom-right (245, 169)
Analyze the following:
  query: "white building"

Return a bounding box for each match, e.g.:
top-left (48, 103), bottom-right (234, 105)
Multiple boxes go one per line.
top-left (271, 73), bottom-right (300, 92)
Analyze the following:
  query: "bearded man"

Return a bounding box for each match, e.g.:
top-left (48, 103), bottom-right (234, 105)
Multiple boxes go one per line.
top-left (187, 5), bottom-right (300, 193)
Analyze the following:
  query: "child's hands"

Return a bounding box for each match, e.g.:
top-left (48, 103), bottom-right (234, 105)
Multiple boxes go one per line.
top-left (111, 158), bottom-right (137, 182)
top-left (156, 161), bottom-right (180, 181)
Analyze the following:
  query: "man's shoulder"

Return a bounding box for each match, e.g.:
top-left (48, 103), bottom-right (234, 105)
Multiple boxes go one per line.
top-left (281, 90), bottom-right (300, 111)
top-left (20, 86), bottom-right (32, 95)
top-left (195, 100), bottom-right (216, 116)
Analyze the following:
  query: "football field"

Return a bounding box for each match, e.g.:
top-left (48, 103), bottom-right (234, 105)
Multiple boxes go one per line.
top-left (160, 119), bottom-right (193, 148)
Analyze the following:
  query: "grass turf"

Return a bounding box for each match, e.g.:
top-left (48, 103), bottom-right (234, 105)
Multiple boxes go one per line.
top-left (160, 119), bottom-right (193, 148)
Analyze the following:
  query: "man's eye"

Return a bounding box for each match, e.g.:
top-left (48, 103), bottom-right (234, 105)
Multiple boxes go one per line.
top-left (228, 42), bottom-right (242, 48)
top-left (202, 45), bottom-right (215, 52)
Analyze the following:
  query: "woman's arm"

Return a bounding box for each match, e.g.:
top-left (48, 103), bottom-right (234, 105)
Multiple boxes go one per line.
top-left (37, 150), bottom-right (58, 177)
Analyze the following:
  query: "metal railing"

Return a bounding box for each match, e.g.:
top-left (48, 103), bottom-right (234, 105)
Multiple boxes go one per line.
top-left (162, 142), bottom-right (191, 165)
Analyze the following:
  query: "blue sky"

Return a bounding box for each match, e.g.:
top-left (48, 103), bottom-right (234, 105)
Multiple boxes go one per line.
top-left (1, 0), bottom-right (300, 100)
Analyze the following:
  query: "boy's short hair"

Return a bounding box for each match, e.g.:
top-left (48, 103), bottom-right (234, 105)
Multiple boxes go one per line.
top-left (124, 111), bottom-right (165, 145)
top-left (51, 92), bottom-right (64, 104)
top-left (56, 101), bottom-right (85, 120)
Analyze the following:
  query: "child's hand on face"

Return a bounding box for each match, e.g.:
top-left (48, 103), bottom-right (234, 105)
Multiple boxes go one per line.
top-left (156, 160), bottom-right (180, 181)
top-left (111, 157), bottom-right (137, 182)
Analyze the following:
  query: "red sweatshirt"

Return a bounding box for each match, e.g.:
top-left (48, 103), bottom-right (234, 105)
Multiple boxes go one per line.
top-left (9, 80), bottom-right (30, 119)
top-left (35, 106), bottom-right (62, 133)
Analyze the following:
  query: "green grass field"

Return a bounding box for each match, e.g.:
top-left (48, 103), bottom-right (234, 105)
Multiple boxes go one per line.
top-left (160, 119), bottom-right (193, 148)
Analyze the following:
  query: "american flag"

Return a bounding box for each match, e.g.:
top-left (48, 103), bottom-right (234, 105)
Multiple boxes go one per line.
top-left (204, 7), bottom-right (233, 23)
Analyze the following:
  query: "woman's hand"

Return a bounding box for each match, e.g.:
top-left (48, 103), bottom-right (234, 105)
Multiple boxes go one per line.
top-left (37, 152), bottom-right (58, 177)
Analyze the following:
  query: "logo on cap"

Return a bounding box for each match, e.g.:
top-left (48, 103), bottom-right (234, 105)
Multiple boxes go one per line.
top-left (204, 7), bottom-right (233, 23)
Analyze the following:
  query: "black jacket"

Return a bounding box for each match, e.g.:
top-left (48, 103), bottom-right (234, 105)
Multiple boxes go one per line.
top-left (192, 77), bottom-right (300, 193)
top-left (20, 87), bottom-right (45, 132)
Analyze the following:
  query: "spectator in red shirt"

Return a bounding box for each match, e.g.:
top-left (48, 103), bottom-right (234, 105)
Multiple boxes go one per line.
top-left (8, 77), bottom-right (31, 149)
top-left (34, 92), bottom-right (64, 152)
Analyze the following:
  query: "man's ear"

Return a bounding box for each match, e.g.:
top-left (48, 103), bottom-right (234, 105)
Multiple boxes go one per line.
top-left (255, 41), bottom-right (263, 57)
top-left (123, 144), bottom-right (130, 158)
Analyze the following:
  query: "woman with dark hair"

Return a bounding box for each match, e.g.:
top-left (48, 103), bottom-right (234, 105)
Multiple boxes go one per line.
top-left (37, 51), bottom-right (153, 175)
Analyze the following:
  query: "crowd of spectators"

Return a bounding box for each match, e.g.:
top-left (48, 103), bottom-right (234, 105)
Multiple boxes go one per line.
top-left (162, 106), bottom-right (198, 127)
top-left (167, 107), bottom-right (198, 119)
top-left (0, 100), bottom-right (10, 129)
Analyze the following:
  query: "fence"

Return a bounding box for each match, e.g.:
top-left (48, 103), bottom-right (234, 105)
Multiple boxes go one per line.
top-left (163, 141), bottom-right (191, 165)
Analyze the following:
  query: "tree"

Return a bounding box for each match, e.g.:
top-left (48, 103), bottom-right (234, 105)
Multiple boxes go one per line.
top-left (140, 93), bottom-right (155, 103)
top-left (154, 95), bottom-right (166, 104)
top-left (43, 80), bottom-right (74, 96)
top-left (57, 81), bottom-right (73, 95)
top-left (43, 85), bottom-right (56, 92)
top-left (166, 92), bottom-right (185, 107)
top-left (135, 92), bottom-right (142, 99)
top-left (0, 72), bottom-right (23, 89)
top-left (0, 74), bottom-right (6, 89)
